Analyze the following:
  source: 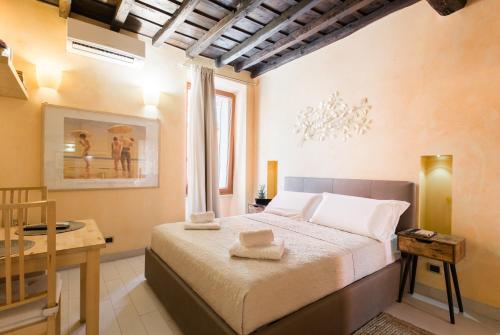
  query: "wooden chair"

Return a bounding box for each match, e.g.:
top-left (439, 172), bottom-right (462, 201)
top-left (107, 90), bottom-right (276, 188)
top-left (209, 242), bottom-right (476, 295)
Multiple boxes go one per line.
top-left (0, 200), bottom-right (61, 335)
top-left (0, 187), bottom-right (48, 227)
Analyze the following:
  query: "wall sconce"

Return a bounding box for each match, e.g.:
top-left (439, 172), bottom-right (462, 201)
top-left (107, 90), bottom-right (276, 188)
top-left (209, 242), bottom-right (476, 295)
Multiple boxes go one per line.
top-left (267, 160), bottom-right (278, 199)
top-left (36, 63), bottom-right (62, 90)
top-left (419, 155), bottom-right (453, 234)
top-left (143, 86), bottom-right (160, 106)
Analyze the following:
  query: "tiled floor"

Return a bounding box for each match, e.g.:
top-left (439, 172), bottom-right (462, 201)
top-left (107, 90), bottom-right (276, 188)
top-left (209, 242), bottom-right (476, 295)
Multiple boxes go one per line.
top-left (60, 255), bottom-right (500, 335)
top-left (60, 255), bottom-right (182, 335)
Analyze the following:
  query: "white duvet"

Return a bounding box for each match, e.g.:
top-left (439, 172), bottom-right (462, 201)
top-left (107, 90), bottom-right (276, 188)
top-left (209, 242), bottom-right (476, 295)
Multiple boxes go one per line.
top-left (150, 213), bottom-right (396, 335)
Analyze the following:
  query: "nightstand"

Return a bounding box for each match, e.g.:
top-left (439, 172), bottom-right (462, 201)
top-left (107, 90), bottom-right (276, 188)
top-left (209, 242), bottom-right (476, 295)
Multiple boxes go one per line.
top-left (247, 203), bottom-right (266, 213)
top-left (397, 229), bottom-right (466, 324)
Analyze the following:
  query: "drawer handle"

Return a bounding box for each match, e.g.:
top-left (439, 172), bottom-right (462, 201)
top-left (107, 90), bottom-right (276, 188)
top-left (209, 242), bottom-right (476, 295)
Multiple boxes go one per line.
top-left (415, 238), bottom-right (433, 244)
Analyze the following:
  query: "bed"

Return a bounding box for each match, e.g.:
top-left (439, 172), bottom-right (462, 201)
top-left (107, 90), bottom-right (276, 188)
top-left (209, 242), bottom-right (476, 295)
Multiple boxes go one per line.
top-left (145, 177), bottom-right (417, 335)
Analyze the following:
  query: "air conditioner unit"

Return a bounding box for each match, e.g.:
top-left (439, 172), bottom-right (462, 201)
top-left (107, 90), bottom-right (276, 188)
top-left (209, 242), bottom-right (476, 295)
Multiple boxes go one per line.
top-left (66, 18), bottom-right (145, 67)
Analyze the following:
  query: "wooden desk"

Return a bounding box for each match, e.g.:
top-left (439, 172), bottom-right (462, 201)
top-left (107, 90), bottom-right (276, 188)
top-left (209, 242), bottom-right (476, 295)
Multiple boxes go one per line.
top-left (0, 219), bottom-right (106, 334)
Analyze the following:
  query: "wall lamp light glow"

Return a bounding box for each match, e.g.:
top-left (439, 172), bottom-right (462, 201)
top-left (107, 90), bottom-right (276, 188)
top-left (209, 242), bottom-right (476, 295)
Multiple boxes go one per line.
top-left (36, 63), bottom-right (62, 90)
top-left (143, 86), bottom-right (160, 106)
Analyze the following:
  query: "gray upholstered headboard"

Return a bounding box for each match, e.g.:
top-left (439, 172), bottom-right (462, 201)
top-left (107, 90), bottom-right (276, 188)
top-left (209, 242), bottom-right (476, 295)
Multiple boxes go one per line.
top-left (284, 177), bottom-right (417, 232)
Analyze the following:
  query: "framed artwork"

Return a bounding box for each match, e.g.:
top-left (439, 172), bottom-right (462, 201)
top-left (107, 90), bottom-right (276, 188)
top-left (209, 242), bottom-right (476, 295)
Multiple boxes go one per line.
top-left (43, 103), bottom-right (160, 190)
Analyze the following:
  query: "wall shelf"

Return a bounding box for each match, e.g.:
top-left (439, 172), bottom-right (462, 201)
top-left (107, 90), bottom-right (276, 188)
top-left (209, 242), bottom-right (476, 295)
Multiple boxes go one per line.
top-left (0, 48), bottom-right (28, 100)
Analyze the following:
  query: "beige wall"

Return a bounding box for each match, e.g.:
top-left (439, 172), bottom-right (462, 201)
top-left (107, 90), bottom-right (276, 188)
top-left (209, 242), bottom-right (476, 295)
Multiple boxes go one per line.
top-left (0, 0), bottom-right (251, 254)
top-left (254, 0), bottom-right (500, 307)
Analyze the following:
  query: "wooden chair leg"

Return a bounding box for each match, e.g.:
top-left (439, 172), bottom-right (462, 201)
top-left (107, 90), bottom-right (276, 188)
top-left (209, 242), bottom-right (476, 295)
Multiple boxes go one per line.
top-left (409, 255), bottom-right (418, 294)
top-left (47, 315), bottom-right (55, 335)
top-left (443, 262), bottom-right (455, 324)
top-left (56, 302), bottom-right (61, 335)
top-left (450, 264), bottom-right (464, 313)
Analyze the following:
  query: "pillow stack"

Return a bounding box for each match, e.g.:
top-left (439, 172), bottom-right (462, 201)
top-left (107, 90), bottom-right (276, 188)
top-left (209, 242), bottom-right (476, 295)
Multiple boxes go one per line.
top-left (309, 193), bottom-right (410, 242)
top-left (259, 190), bottom-right (410, 242)
top-left (263, 191), bottom-right (322, 221)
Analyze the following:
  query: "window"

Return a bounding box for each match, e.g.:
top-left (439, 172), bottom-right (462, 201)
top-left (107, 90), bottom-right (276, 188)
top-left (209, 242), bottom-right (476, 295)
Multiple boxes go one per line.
top-left (186, 83), bottom-right (235, 195)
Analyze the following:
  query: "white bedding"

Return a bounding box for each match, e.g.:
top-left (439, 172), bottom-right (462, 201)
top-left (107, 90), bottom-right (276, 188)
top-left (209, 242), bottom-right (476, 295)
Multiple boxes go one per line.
top-left (150, 213), bottom-right (397, 335)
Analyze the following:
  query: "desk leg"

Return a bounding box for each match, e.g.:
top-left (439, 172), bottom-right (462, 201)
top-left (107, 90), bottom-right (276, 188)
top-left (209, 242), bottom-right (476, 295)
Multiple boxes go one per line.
top-left (443, 262), bottom-right (455, 324)
top-left (450, 264), bottom-right (464, 313)
top-left (84, 249), bottom-right (100, 335)
top-left (410, 255), bottom-right (418, 294)
top-left (80, 263), bottom-right (86, 322)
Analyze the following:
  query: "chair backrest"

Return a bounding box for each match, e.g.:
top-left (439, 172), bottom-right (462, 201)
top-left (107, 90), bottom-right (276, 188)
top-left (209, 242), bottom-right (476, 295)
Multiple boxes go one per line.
top-left (0, 200), bottom-right (57, 312)
top-left (0, 187), bottom-right (48, 227)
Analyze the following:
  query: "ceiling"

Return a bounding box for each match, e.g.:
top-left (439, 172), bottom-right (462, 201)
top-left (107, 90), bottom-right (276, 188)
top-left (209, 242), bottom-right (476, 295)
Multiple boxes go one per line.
top-left (39, 0), bottom-right (442, 77)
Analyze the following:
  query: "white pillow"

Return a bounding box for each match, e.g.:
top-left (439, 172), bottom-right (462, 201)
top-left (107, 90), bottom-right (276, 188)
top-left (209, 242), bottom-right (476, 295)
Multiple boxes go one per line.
top-left (309, 193), bottom-right (410, 241)
top-left (263, 207), bottom-right (302, 220)
top-left (264, 191), bottom-right (322, 220)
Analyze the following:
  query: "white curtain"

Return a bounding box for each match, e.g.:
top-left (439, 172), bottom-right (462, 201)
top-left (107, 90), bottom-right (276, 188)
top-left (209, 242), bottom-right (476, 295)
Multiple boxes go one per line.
top-left (187, 65), bottom-right (221, 217)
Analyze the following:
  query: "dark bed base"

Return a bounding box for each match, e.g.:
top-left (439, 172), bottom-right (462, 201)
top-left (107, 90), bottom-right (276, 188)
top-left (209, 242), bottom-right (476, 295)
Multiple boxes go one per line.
top-left (145, 247), bottom-right (401, 335)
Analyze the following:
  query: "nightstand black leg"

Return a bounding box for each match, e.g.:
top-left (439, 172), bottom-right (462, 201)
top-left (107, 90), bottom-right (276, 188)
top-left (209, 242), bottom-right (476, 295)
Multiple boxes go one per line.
top-left (450, 264), bottom-right (464, 312)
top-left (443, 262), bottom-right (455, 324)
top-left (398, 255), bottom-right (411, 302)
top-left (410, 255), bottom-right (418, 294)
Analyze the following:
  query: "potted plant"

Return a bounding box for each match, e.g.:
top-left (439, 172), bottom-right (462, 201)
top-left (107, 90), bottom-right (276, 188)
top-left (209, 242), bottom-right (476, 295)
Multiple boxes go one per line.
top-left (255, 185), bottom-right (271, 205)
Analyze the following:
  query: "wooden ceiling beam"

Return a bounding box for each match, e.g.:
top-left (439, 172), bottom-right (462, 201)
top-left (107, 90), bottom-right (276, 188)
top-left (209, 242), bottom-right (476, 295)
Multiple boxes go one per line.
top-left (234, 0), bottom-right (374, 72)
top-left (186, 0), bottom-right (266, 58)
top-left (250, 0), bottom-right (420, 78)
top-left (152, 0), bottom-right (202, 47)
top-left (426, 0), bottom-right (466, 16)
top-left (59, 0), bottom-right (71, 18)
top-left (216, 0), bottom-right (323, 67)
top-left (111, 0), bottom-right (135, 32)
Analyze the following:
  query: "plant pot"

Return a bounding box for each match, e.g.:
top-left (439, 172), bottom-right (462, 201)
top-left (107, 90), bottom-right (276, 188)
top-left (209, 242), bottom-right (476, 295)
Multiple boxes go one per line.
top-left (255, 198), bottom-right (271, 206)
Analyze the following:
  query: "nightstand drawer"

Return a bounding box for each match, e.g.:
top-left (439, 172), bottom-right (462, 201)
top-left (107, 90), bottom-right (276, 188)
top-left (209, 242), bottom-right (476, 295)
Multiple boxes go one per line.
top-left (398, 236), bottom-right (455, 263)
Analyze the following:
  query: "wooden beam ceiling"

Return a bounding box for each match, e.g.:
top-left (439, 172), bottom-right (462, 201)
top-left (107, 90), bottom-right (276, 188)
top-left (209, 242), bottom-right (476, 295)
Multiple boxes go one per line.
top-left (250, 0), bottom-right (420, 78)
top-left (111, 0), bottom-right (135, 32)
top-left (234, 0), bottom-right (374, 72)
top-left (40, 0), bottom-right (426, 77)
top-left (59, 0), bottom-right (71, 18)
top-left (186, 0), bottom-right (267, 59)
top-left (426, 0), bottom-right (466, 16)
top-left (152, 0), bottom-right (202, 47)
top-left (216, 0), bottom-right (324, 67)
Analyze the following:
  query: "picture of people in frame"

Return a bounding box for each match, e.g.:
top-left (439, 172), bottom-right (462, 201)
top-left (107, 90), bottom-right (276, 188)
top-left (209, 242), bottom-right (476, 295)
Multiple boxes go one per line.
top-left (63, 117), bottom-right (146, 179)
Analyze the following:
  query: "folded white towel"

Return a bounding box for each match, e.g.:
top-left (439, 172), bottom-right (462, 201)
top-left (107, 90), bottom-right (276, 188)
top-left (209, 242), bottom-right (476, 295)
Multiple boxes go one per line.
top-left (190, 211), bottom-right (215, 223)
top-left (229, 239), bottom-right (285, 261)
top-left (184, 222), bottom-right (220, 230)
top-left (239, 229), bottom-right (274, 247)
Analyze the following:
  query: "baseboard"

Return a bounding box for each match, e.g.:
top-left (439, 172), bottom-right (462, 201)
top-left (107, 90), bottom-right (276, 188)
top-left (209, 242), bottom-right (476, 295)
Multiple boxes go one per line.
top-left (100, 248), bottom-right (145, 263)
top-left (415, 283), bottom-right (500, 322)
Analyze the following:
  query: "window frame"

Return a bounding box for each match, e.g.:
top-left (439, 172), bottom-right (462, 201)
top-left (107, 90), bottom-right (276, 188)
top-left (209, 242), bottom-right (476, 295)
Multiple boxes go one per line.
top-left (186, 82), bottom-right (235, 195)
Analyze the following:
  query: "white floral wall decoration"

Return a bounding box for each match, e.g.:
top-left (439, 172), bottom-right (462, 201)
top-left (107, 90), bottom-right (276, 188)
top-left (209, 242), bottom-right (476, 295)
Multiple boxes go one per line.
top-left (294, 91), bottom-right (372, 143)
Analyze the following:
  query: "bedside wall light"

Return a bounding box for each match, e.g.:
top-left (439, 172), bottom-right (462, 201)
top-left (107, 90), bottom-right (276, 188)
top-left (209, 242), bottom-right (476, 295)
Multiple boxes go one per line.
top-left (419, 155), bottom-right (453, 234)
top-left (267, 161), bottom-right (278, 199)
top-left (36, 62), bottom-right (62, 89)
